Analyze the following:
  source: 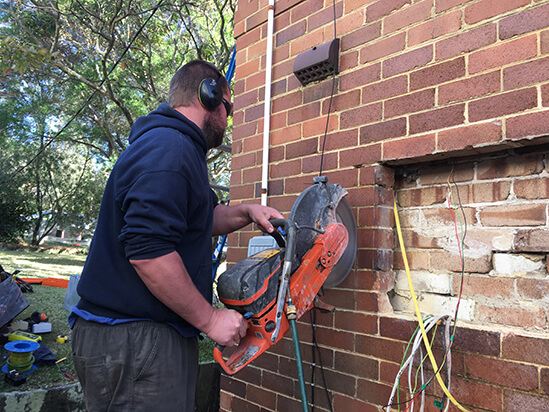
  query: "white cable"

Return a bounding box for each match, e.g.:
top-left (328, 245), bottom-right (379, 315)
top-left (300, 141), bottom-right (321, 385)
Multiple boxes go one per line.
top-left (387, 315), bottom-right (444, 411)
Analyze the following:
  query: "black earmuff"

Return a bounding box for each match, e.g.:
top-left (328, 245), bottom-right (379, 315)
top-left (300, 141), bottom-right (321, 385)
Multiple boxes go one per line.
top-left (198, 77), bottom-right (223, 111)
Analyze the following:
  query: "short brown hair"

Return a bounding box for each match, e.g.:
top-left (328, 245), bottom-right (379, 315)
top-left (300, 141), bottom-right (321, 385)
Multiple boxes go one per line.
top-left (168, 60), bottom-right (228, 108)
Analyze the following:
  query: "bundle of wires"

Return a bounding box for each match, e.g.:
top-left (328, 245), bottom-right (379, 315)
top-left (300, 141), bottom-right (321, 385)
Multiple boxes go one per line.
top-left (385, 167), bottom-right (469, 412)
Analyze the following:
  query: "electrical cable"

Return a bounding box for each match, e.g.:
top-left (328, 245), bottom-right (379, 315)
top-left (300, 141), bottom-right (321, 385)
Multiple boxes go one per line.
top-left (309, 308), bottom-right (334, 412)
top-left (0, 0), bottom-right (166, 188)
top-left (309, 0), bottom-right (338, 409)
top-left (318, 0), bottom-right (338, 177)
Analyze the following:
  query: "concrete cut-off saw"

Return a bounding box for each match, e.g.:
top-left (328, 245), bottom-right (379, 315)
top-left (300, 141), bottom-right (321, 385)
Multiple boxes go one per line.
top-left (214, 177), bottom-right (357, 376)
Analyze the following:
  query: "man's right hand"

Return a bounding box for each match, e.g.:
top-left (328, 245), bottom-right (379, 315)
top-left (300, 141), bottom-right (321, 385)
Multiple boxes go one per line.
top-left (204, 308), bottom-right (248, 347)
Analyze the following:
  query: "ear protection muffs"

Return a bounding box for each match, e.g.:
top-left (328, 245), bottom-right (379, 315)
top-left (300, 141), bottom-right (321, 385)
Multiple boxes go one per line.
top-left (198, 77), bottom-right (223, 111)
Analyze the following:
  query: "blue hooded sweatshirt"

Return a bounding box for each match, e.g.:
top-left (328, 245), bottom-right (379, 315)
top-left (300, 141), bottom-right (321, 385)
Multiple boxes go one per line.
top-left (72, 103), bottom-right (218, 337)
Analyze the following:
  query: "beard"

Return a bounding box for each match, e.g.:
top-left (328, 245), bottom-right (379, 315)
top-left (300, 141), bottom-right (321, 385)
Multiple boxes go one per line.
top-left (202, 111), bottom-right (225, 149)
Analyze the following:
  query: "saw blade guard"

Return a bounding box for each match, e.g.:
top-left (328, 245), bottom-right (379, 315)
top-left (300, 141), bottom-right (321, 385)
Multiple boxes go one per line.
top-left (288, 178), bottom-right (357, 288)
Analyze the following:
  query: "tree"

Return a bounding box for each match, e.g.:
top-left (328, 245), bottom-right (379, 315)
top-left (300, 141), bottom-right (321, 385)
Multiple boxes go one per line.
top-left (0, 0), bottom-right (236, 243)
top-left (0, 0), bottom-right (235, 161)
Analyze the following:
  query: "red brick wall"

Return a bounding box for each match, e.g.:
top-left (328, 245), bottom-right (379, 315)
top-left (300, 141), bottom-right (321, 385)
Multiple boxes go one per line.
top-left (221, 0), bottom-right (549, 410)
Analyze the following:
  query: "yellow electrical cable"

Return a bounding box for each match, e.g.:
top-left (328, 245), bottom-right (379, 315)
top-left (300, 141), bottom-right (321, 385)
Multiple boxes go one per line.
top-left (393, 199), bottom-right (469, 412)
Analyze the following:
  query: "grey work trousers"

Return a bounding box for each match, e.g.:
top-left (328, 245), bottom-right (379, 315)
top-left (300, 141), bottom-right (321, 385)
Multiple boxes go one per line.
top-left (72, 317), bottom-right (198, 412)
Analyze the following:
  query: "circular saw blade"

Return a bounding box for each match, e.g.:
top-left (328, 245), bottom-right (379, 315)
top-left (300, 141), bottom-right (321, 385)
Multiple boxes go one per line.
top-left (288, 182), bottom-right (357, 289)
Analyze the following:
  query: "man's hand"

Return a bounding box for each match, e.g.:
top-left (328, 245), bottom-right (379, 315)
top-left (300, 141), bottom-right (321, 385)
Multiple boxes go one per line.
top-left (245, 204), bottom-right (284, 234)
top-left (204, 309), bottom-right (248, 347)
top-left (212, 203), bottom-right (284, 236)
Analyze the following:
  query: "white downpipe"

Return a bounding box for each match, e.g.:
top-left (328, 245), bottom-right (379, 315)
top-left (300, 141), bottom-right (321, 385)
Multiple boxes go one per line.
top-left (261, 0), bottom-right (275, 206)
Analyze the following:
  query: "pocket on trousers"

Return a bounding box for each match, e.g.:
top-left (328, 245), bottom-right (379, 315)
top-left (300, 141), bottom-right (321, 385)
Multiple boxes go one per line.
top-left (73, 355), bottom-right (113, 410)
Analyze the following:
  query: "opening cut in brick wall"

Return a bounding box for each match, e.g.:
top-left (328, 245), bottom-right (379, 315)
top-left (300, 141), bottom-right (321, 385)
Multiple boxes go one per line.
top-left (391, 146), bottom-right (549, 332)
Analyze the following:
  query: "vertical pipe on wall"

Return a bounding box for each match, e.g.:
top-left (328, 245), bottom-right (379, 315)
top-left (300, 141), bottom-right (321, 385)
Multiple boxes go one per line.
top-left (261, 0), bottom-right (275, 206)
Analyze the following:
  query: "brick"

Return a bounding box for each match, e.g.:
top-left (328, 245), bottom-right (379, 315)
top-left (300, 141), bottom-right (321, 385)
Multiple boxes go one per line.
top-left (360, 32), bottom-right (406, 64)
top-left (333, 393), bottom-right (377, 412)
top-left (334, 351), bottom-right (378, 380)
top-left (480, 304), bottom-right (547, 328)
top-left (543, 83), bottom-right (549, 107)
top-left (468, 88), bottom-right (537, 123)
top-left (400, 229), bottom-right (440, 249)
top-left (517, 277), bottom-right (549, 300)
top-left (275, 20), bottom-right (306, 47)
top-left (438, 71), bottom-right (500, 105)
top-left (397, 186), bottom-right (446, 207)
top-left (360, 118), bottom-right (407, 144)
top-left (504, 56), bottom-right (549, 91)
top-left (505, 391), bottom-right (549, 412)
top-left (445, 377), bottom-right (502, 411)
top-left (271, 90), bottom-right (302, 113)
top-left (477, 153), bottom-right (544, 179)
top-left (313, 369), bottom-right (356, 398)
top-left (321, 89), bottom-right (361, 114)
top-left (366, 0), bottom-right (411, 23)
top-left (287, 101), bottom-right (320, 125)
top-left (307, 1), bottom-right (343, 32)
top-left (341, 21), bottom-right (381, 52)
top-left (385, 88), bottom-right (435, 118)
top-left (270, 159), bottom-right (300, 179)
top-left (503, 333), bottom-right (549, 365)
top-left (322, 129), bottom-right (358, 150)
top-left (411, 57), bottom-right (465, 90)
top-left (431, 250), bottom-right (492, 273)
top-left (435, 0), bottom-right (468, 13)
top-left (479, 204), bottom-right (546, 227)
top-left (362, 75), bottom-right (408, 105)
top-left (383, 0), bottom-right (432, 35)
top-left (543, 29), bottom-right (549, 54)
top-left (395, 270), bottom-right (452, 294)
top-left (302, 115), bottom-right (338, 138)
top-left (336, 8), bottom-right (366, 37)
top-left (470, 35), bottom-right (538, 75)
top-left (408, 10), bottom-right (462, 46)
top-left (515, 177), bottom-right (549, 200)
top-left (340, 50), bottom-right (358, 71)
top-left (382, 45), bottom-right (433, 78)
top-left (339, 63), bottom-right (381, 91)
top-left (419, 162), bottom-right (474, 185)
top-left (514, 229), bottom-right (549, 252)
top-left (244, 103), bottom-right (265, 123)
top-left (393, 250), bottom-right (430, 270)
top-left (246, 385), bottom-right (277, 410)
top-left (507, 110), bottom-right (549, 140)
top-left (356, 378), bottom-right (394, 407)
top-left (409, 104), bottom-right (465, 134)
top-left (452, 326), bottom-right (500, 356)
top-left (302, 152), bottom-right (337, 173)
top-left (499, 2), bottom-right (549, 40)
top-left (436, 24), bottom-right (497, 61)
top-left (383, 134), bottom-right (436, 161)
top-left (494, 250), bottom-right (546, 277)
top-left (290, 28), bottom-right (326, 56)
top-left (456, 275), bottom-right (514, 298)
top-left (286, 137), bottom-right (318, 159)
top-left (473, 181), bottom-right (511, 203)
top-left (465, 0), bottom-right (530, 25)
top-left (270, 124), bottom-right (301, 146)
top-left (340, 102), bottom-right (382, 128)
top-left (438, 121), bottom-right (502, 151)
top-left (233, 122), bottom-right (258, 141)
top-left (465, 355), bottom-right (538, 391)
top-left (340, 144), bottom-right (382, 168)
top-left (542, 368), bottom-right (549, 394)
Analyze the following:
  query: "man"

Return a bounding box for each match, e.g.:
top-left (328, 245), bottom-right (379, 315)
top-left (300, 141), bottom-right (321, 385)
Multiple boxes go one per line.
top-left (70, 60), bottom-right (283, 411)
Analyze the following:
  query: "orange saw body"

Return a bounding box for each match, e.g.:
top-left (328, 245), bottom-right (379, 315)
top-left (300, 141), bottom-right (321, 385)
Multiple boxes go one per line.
top-left (214, 179), bottom-right (356, 375)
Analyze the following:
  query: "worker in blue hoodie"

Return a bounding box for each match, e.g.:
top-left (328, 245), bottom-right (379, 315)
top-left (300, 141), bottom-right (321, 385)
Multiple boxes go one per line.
top-left (70, 60), bottom-right (283, 411)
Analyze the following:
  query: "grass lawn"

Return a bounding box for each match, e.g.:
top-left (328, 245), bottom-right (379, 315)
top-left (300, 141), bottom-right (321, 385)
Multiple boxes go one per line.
top-left (0, 243), bottom-right (215, 392)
